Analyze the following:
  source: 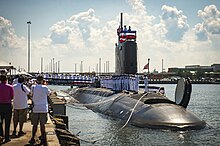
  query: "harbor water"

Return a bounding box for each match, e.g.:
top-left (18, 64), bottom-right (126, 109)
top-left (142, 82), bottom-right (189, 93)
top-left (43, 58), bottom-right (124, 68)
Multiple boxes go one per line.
top-left (49, 84), bottom-right (220, 146)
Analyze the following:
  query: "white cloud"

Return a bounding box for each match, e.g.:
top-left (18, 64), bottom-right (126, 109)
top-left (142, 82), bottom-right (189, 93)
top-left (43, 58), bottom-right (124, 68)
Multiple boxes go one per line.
top-left (195, 5), bottom-right (220, 41)
top-left (67, 8), bottom-right (99, 44)
top-left (49, 20), bottom-right (72, 44)
top-left (127, 0), bottom-right (147, 15)
top-left (0, 16), bottom-right (25, 50)
top-left (0, 16), bottom-right (26, 67)
top-left (194, 23), bottom-right (208, 41)
top-left (49, 8), bottom-right (100, 47)
top-left (158, 5), bottom-right (189, 41)
top-left (31, 8), bottom-right (116, 72)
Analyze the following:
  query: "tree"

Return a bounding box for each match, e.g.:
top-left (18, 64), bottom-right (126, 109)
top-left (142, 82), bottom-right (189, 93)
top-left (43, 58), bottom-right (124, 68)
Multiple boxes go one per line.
top-left (195, 69), bottom-right (205, 79)
top-left (176, 70), bottom-right (192, 78)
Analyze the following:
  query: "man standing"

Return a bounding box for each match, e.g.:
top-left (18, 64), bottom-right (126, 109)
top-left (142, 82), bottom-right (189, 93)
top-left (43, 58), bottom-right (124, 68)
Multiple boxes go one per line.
top-left (29, 75), bottom-right (51, 145)
top-left (144, 75), bottom-right (149, 93)
top-left (13, 75), bottom-right (30, 136)
top-left (134, 74), bottom-right (139, 93)
top-left (0, 75), bottom-right (14, 144)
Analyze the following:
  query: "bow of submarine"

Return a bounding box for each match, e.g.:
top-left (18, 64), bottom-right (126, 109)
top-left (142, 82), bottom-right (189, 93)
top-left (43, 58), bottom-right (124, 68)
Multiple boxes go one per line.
top-left (131, 103), bottom-right (206, 130)
top-left (69, 88), bottom-right (206, 130)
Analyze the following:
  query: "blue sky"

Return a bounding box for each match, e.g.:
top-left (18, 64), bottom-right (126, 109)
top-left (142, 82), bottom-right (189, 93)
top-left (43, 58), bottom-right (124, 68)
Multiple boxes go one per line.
top-left (0, 0), bottom-right (220, 72)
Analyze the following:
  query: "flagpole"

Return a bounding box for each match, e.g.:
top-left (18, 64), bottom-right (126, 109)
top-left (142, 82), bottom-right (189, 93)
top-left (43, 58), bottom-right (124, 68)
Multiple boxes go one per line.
top-left (148, 58), bottom-right (150, 75)
top-left (162, 58), bottom-right (163, 79)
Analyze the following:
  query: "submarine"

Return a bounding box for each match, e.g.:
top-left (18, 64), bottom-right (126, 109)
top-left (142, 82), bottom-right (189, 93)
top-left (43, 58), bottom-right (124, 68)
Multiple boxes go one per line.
top-left (68, 13), bottom-right (206, 130)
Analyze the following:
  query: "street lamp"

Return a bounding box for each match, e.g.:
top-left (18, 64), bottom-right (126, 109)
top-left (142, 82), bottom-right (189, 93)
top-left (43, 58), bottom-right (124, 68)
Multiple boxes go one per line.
top-left (27, 21), bottom-right (31, 73)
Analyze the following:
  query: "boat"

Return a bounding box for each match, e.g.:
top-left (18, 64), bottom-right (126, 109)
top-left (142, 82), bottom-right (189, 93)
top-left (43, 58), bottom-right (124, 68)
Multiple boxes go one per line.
top-left (68, 13), bottom-right (206, 130)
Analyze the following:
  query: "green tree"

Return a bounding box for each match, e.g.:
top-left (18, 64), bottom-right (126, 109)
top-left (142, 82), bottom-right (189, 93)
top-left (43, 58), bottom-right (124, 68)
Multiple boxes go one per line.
top-left (195, 69), bottom-right (205, 79)
top-left (176, 70), bottom-right (192, 78)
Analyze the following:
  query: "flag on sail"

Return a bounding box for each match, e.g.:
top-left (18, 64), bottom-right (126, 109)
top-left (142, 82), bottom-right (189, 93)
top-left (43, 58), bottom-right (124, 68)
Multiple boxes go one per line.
top-left (119, 31), bottom-right (136, 42)
top-left (143, 63), bottom-right (149, 70)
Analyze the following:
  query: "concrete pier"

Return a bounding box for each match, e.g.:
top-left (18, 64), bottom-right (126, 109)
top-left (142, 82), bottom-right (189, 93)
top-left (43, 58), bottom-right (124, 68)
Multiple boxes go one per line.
top-left (1, 113), bottom-right (59, 146)
top-left (1, 91), bottom-right (78, 146)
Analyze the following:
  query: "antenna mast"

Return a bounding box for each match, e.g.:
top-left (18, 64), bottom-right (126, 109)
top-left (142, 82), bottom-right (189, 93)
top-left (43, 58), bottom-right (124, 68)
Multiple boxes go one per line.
top-left (120, 13), bottom-right (123, 29)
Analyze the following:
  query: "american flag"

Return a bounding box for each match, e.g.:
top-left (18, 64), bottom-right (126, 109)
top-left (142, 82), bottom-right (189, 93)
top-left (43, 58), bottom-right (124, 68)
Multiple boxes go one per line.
top-left (119, 31), bottom-right (136, 42)
top-left (143, 63), bottom-right (149, 70)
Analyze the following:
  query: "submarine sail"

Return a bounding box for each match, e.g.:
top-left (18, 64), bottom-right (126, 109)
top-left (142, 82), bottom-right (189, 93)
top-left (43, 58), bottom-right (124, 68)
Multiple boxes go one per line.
top-left (115, 13), bottom-right (137, 74)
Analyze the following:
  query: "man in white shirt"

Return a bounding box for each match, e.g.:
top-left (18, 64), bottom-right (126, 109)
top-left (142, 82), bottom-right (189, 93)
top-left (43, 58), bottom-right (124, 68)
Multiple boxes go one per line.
top-left (134, 75), bottom-right (139, 93)
top-left (29, 75), bottom-right (51, 145)
top-left (12, 75), bottom-right (19, 85)
top-left (13, 75), bottom-right (30, 136)
top-left (144, 76), bottom-right (149, 93)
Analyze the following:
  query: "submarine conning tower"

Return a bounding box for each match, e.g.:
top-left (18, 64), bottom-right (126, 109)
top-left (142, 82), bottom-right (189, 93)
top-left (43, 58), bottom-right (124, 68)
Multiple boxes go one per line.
top-left (115, 13), bottom-right (137, 74)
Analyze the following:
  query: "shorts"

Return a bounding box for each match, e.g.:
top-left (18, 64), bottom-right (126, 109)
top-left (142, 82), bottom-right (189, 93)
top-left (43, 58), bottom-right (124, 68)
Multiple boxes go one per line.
top-left (13, 108), bottom-right (27, 123)
top-left (31, 113), bottom-right (48, 125)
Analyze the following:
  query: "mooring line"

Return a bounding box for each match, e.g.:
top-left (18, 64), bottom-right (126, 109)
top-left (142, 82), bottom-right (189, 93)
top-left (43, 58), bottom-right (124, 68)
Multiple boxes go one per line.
top-left (118, 92), bottom-right (148, 130)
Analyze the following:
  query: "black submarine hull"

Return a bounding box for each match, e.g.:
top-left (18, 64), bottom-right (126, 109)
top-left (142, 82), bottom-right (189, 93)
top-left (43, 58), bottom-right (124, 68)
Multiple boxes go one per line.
top-left (69, 87), bottom-right (206, 130)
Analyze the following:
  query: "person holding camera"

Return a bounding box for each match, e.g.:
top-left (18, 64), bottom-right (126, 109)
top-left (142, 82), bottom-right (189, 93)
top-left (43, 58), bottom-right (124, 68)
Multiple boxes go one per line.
top-left (12, 75), bottom-right (30, 136)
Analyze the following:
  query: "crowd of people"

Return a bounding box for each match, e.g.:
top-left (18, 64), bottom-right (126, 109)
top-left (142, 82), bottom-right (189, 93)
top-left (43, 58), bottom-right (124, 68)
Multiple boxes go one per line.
top-left (100, 75), bottom-right (149, 93)
top-left (0, 74), bottom-right (51, 145)
top-left (43, 73), bottom-right (96, 84)
top-left (100, 75), bottom-right (139, 92)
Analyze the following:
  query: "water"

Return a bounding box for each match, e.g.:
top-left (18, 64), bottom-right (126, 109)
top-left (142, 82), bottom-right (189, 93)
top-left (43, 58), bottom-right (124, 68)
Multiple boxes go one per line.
top-left (49, 84), bottom-right (220, 146)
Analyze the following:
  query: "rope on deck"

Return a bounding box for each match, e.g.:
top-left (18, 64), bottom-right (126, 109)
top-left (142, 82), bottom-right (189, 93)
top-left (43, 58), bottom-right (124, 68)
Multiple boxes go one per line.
top-left (119, 92), bottom-right (148, 130)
